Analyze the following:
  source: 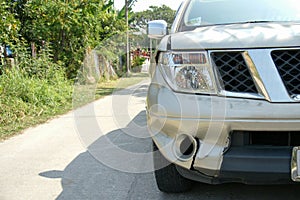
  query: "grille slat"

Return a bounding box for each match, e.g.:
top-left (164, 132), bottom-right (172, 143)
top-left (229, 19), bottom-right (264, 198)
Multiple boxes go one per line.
top-left (211, 52), bottom-right (257, 93)
top-left (271, 50), bottom-right (300, 96)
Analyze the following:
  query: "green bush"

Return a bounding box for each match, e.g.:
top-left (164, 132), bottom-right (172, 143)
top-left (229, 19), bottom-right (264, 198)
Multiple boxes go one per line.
top-left (0, 64), bottom-right (73, 139)
top-left (131, 56), bottom-right (146, 72)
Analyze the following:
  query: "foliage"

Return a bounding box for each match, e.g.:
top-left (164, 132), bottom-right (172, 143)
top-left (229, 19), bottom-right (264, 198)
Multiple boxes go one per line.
top-left (130, 5), bottom-right (176, 30)
top-left (73, 72), bottom-right (148, 110)
top-left (117, 0), bottom-right (137, 18)
top-left (0, 61), bottom-right (73, 139)
top-left (0, 0), bottom-right (20, 45)
top-left (128, 5), bottom-right (176, 54)
top-left (96, 72), bottom-right (148, 99)
top-left (10, 0), bottom-right (127, 79)
top-left (131, 56), bottom-right (146, 72)
top-left (0, 0), bottom-right (144, 139)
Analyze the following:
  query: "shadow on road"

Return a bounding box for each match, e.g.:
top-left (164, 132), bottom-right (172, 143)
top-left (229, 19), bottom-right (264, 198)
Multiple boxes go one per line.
top-left (40, 111), bottom-right (300, 200)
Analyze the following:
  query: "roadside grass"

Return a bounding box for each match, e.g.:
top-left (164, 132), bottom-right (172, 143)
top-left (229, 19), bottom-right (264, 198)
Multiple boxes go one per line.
top-left (72, 72), bottom-right (149, 109)
top-left (0, 67), bottom-right (73, 140)
top-left (96, 73), bottom-right (149, 98)
top-left (0, 72), bottom-right (149, 141)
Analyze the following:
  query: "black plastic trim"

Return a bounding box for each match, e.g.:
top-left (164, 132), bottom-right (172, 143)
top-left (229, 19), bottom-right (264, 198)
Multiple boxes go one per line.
top-left (176, 146), bottom-right (296, 184)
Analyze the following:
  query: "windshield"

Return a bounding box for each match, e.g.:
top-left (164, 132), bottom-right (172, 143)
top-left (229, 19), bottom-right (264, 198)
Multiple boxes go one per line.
top-left (183, 0), bottom-right (300, 29)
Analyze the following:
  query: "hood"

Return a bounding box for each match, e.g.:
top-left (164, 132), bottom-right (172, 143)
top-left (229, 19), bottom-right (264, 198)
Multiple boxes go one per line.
top-left (171, 22), bottom-right (300, 50)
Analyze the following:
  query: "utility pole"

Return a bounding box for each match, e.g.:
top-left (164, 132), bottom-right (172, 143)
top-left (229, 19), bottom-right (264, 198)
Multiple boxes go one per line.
top-left (125, 0), bottom-right (130, 75)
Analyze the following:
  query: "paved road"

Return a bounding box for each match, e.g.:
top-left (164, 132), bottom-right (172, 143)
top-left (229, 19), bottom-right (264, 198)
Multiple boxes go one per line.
top-left (1, 79), bottom-right (300, 200)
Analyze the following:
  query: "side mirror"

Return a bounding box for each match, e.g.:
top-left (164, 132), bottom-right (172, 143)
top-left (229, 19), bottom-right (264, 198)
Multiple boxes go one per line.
top-left (147, 20), bottom-right (168, 39)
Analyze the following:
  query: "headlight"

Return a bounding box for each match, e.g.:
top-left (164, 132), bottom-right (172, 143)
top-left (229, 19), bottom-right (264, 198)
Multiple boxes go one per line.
top-left (158, 51), bottom-right (217, 94)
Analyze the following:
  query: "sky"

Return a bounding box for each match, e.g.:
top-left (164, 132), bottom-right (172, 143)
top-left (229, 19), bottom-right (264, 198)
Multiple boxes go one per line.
top-left (114, 0), bottom-right (184, 12)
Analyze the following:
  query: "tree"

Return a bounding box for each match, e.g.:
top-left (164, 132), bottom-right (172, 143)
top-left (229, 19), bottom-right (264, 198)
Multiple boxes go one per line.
top-left (126, 5), bottom-right (176, 62)
top-left (117, 0), bottom-right (137, 18)
top-left (9, 0), bottom-right (127, 78)
top-left (0, 0), bottom-right (20, 45)
top-left (130, 5), bottom-right (176, 31)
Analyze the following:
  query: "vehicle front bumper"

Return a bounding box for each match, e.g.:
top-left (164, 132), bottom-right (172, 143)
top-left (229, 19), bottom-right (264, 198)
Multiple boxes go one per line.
top-left (147, 83), bottom-right (300, 181)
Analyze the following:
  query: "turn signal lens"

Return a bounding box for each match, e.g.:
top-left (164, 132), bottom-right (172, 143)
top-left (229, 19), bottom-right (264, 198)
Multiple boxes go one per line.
top-left (172, 53), bottom-right (207, 65)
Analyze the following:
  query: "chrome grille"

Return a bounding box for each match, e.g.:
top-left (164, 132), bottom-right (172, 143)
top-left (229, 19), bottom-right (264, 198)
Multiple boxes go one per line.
top-left (211, 52), bottom-right (257, 93)
top-left (271, 50), bottom-right (300, 96)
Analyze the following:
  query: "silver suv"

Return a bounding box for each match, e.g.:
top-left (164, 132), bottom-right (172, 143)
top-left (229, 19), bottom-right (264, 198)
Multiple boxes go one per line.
top-left (147, 0), bottom-right (300, 193)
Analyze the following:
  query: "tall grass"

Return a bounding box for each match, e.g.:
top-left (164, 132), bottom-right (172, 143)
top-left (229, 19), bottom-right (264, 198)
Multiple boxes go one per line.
top-left (0, 61), bottom-right (73, 139)
top-left (0, 49), bottom-right (149, 140)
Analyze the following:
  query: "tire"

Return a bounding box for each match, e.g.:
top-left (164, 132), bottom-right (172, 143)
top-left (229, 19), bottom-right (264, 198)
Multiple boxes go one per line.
top-left (153, 141), bottom-right (193, 193)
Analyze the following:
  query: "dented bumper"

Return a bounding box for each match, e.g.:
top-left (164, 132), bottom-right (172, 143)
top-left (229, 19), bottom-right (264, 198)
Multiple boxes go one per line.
top-left (147, 83), bottom-right (300, 178)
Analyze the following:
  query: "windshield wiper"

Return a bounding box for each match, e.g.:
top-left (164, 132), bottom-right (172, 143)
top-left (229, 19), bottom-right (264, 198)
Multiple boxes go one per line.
top-left (186, 21), bottom-right (295, 31)
top-left (238, 20), bottom-right (276, 24)
top-left (196, 21), bottom-right (276, 27)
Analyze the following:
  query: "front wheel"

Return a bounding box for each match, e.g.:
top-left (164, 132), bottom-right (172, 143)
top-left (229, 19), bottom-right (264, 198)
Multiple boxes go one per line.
top-left (153, 141), bottom-right (193, 193)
